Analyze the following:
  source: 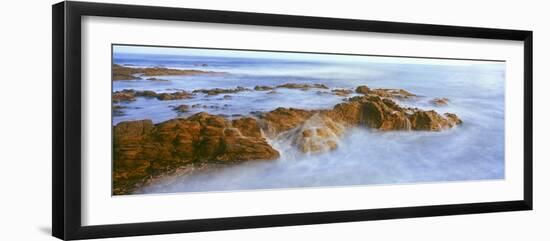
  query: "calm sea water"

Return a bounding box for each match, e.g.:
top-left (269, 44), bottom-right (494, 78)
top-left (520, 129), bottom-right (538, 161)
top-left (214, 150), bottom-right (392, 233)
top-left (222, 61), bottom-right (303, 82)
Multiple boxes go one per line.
top-left (113, 51), bottom-right (505, 194)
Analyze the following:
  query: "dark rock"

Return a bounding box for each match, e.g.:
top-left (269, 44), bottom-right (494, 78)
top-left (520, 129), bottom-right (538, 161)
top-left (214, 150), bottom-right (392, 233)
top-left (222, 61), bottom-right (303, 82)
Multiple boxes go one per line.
top-left (193, 86), bottom-right (250, 96)
top-left (146, 77), bottom-right (169, 82)
top-left (157, 91), bottom-right (193, 101)
top-left (276, 83), bottom-right (329, 90)
top-left (113, 105), bottom-right (126, 116)
top-left (355, 85), bottom-right (371, 94)
top-left (135, 90), bottom-right (158, 98)
top-left (112, 64), bottom-right (225, 81)
top-left (254, 85), bottom-right (275, 91)
top-left (113, 90), bottom-right (137, 103)
top-left (172, 104), bottom-right (189, 113)
top-left (331, 88), bottom-right (353, 97)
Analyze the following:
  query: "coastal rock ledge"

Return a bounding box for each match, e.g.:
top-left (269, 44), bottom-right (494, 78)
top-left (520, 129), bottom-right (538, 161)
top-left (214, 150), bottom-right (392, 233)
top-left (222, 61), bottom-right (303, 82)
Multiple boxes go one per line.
top-left (113, 85), bottom-right (462, 194)
top-left (113, 113), bottom-right (279, 195)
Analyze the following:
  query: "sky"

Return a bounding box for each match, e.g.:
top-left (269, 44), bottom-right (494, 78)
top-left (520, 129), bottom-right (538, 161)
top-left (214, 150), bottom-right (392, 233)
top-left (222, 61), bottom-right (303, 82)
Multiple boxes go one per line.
top-left (113, 44), bottom-right (504, 66)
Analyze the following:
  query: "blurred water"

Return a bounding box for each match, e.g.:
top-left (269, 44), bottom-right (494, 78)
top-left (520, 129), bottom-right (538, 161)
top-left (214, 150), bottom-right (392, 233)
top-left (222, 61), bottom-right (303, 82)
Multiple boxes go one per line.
top-left (112, 50), bottom-right (505, 194)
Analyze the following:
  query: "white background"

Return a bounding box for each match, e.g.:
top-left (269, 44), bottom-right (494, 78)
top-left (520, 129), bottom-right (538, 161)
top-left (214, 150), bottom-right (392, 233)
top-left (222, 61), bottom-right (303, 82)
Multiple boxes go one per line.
top-left (82, 15), bottom-right (524, 226)
top-left (0, 0), bottom-right (548, 240)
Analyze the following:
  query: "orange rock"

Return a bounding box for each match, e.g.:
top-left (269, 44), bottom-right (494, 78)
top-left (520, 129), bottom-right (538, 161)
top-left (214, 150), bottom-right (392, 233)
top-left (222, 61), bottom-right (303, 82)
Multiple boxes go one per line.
top-left (112, 113), bottom-right (279, 195)
top-left (431, 97), bottom-right (450, 106)
top-left (260, 107), bottom-right (315, 136)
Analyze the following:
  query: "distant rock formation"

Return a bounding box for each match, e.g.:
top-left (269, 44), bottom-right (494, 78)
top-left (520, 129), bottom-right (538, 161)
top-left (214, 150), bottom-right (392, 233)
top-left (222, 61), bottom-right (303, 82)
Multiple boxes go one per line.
top-left (254, 85), bottom-right (275, 91)
top-left (112, 64), bottom-right (225, 81)
top-left (355, 85), bottom-right (417, 99)
top-left (192, 86), bottom-right (250, 95)
top-left (276, 83), bottom-right (329, 90)
top-left (112, 89), bottom-right (193, 102)
top-left (430, 97), bottom-right (450, 106)
top-left (331, 88), bottom-right (354, 97)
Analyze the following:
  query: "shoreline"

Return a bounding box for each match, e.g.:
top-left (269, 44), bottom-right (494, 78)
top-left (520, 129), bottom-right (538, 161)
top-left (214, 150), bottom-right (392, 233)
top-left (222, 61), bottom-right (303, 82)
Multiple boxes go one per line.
top-left (112, 84), bottom-right (462, 195)
top-left (112, 64), bottom-right (226, 81)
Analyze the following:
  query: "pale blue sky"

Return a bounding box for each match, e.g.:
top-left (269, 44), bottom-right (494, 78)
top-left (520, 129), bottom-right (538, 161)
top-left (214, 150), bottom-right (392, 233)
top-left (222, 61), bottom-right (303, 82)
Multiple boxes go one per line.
top-left (113, 45), bottom-right (503, 66)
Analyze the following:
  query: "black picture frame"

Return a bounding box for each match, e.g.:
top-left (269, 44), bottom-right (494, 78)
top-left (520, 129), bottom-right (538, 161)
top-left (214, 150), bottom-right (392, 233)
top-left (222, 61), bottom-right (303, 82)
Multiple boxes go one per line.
top-left (52, 1), bottom-right (533, 240)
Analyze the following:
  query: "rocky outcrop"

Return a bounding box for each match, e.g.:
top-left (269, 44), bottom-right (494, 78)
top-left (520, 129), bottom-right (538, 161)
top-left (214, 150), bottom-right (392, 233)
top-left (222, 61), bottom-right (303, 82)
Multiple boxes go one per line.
top-left (113, 113), bottom-right (280, 195)
top-left (156, 91), bottom-right (194, 100)
top-left (355, 85), bottom-right (371, 94)
top-left (172, 104), bottom-right (189, 113)
top-left (331, 88), bottom-right (353, 97)
top-left (146, 77), bottom-right (169, 82)
top-left (255, 95), bottom-right (462, 155)
top-left (254, 85), bottom-right (275, 91)
top-left (112, 89), bottom-right (194, 102)
top-left (276, 83), bottom-right (329, 90)
top-left (113, 105), bottom-right (125, 116)
top-left (112, 64), bottom-right (224, 81)
top-left (430, 97), bottom-right (450, 106)
top-left (355, 85), bottom-right (416, 99)
top-left (113, 90), bottom-right (137, 103)
top-left (282, 114), bottom-right (345, 153)
top-left (135, 90), bottom-right (158, 98)
top-left (259, 107), bottom-right (315, 137)
top-left (325, 95), bottom-right (461, 131)
top-left (193, 86), bottom-right (250, 95)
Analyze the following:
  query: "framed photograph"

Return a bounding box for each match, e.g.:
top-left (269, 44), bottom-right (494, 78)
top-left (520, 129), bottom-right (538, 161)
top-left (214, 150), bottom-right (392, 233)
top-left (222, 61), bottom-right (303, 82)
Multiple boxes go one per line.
top-left (52, 1), bottom-right (533, 240)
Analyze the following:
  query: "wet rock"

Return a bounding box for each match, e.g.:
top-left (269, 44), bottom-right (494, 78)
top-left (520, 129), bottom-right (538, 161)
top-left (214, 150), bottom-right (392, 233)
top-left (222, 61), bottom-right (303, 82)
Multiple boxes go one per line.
top-left (259, 107), bottom-right (315, 136)
top-left (112, 64), bottom-right (142, 80)
top-left (355, 85), bottom-right (371, 94)
top-left (112, 113), bottom-right (279, 195)
top-left (324, 95), bottom-right (459, 131)
top-left (223, 95), bottom-right (232, 99)
top-left (156, 91), bottom-right (193, 101)
top-left (112, 64), bottom-right (225, 80)
top-left (113, 90), bottom-right (137, 103)
top-left (254, 85), bottom-right (275, 91)
top-left (113, 89), bottom-right (194, 102)
top-left (249, 111), bottom-right (263, 116)
top-left (355, 85), bottom-right (416, 99)
top-left (113, 120), bottom-right (156, 194)
top-left (146, 77), bottom-right (169, 82)
top-left (444, 113), bottom-right (463, 125)
top-left (283, 114), bottom-right (345, 153)
top-left (376, 89), bottom-right (417, 99)
top-left (331, 88), bottom-right (353, 97)
top-left (113, 105), bottom-right (126, 116)
top-left (135, 90), bottom-right (158, 98)
top-left (430, 97), bottom-right (450, 106)
top-left (193, 86), bottom-right (250, 96)
top-left (172, 104), bottom-right (189, 113)
top-left (409, 110), bottom-right (453, 130)
top-left (276, 83), bottom-right (329, 90)
top-left (267, 90), bottom-right (278, 94)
